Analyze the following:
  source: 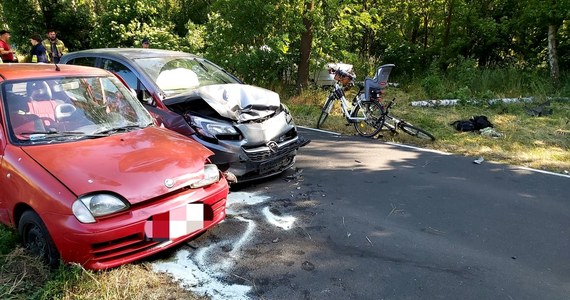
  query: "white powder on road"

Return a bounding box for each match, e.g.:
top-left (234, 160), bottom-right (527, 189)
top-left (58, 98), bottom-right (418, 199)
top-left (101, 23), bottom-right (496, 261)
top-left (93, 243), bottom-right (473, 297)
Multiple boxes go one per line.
top-left (152, 190), bottom-right (297, 299)
top-left (262, 206), bottom-right (296, 230)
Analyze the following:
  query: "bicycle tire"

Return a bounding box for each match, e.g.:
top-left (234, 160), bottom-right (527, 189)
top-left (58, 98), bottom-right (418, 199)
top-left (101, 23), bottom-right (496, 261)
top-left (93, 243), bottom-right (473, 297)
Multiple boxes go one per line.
top-left (352, 101), bottom-right (385, 137)
top-left (399, 122), bottom-right (436, 141)
top-left (316, 95), bottom-right (334, 129)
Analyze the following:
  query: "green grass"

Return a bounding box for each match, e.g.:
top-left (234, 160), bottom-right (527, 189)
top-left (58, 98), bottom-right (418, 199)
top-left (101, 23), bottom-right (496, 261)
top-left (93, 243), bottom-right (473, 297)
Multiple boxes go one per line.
top-left (0, 225), bottom-right (203, 299)
top-left (287, 82), bottom-right (570, 174)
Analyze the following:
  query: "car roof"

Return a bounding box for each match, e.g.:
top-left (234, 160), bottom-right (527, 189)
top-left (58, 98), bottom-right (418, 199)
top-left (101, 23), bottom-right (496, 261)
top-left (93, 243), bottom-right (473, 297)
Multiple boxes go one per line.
top-left (0, 63), bottom-right (111, 80)
top-left (64, 48), bottom-right (199, 60)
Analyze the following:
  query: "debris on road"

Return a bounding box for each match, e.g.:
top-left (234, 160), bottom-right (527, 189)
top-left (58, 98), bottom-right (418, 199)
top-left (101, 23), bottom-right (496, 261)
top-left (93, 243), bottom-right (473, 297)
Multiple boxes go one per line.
top-left (473, 157), bottom-right (484, 164)
top-left (301, 261), bottom-right (315, 271)
top-left (387, 203), bottom-right (405, 217)
top-left (342, 217), bottom-right (351, 238)
top-left (301, 227), bottom-right (312, 240)
top-left (285, 168), bottom-right (304, 181)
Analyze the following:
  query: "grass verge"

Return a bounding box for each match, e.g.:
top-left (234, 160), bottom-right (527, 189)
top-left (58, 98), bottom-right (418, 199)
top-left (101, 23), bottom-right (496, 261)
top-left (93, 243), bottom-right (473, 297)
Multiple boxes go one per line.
top-left (0, 225), bottom-right (203, 300)
top-left (286, 87), bottom-right (570, 174)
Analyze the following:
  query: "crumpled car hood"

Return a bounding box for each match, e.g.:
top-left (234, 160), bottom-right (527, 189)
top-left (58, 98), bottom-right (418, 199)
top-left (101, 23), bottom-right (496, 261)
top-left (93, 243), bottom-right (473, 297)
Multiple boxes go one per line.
top-left (165, 84), bottom-right (281, 123)
top-left (21, 127), bottom-right (214, 204)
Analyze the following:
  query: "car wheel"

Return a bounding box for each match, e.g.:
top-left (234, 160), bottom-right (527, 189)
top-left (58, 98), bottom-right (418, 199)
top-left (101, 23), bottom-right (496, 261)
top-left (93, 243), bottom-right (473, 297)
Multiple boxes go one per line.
top-left (18, 210), bottom-right (61, 268)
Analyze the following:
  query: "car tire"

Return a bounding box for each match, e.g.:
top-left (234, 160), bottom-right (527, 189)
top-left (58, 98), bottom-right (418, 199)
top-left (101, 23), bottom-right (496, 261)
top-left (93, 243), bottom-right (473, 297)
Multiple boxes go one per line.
top-left (18, 210), bottom-right (61, 268)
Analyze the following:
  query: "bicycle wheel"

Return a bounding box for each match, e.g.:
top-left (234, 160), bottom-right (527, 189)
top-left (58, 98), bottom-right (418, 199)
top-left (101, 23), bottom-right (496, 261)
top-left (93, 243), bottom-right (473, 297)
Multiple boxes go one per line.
top-left (316, 95), bottom-right (334, 129)
top-left (352, 101), bottom-right (385, 137)
top-left (399, 122), bottom-right (436, 141)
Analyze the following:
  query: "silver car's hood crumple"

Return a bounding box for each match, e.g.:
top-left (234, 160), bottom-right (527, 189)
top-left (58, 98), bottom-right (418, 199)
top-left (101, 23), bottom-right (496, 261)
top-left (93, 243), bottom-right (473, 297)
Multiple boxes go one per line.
top-left (165, 84), bottom-right (281, 123)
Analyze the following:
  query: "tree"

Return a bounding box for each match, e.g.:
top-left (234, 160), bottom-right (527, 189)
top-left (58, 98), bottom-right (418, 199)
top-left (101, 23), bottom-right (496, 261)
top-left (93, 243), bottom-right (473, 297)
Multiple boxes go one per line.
top-left (518, 0), bottom-right (570, 80)
top-left (90, 0), bottom-right (180, 49)
top-left (297, 0), bottom-right (315, 89)
top-left (0, 0), bottom-right (94, 52)
top-left (205, 0), bottom-right (302, 84)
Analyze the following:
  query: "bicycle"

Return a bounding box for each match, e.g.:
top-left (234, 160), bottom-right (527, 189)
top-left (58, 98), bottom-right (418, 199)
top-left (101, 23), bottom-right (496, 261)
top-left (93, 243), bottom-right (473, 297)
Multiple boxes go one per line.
top-left (379, 99), bottom-right (436, 141)
top-left (316, 68), bottom-right (385, 137)
top-left (316, 64), bottom-right (435, 141)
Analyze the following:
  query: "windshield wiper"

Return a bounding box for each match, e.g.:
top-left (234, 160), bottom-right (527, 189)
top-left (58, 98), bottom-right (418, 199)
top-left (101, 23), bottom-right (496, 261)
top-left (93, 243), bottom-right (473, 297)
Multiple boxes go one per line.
top-left (18, 131), bottom-right (97, 141)
top-left (93, 124), bottom-right (148, 135)
top-left (20, 131), bottom-right (85, 135)
top-left (194, 58), bottom-right (209, 72)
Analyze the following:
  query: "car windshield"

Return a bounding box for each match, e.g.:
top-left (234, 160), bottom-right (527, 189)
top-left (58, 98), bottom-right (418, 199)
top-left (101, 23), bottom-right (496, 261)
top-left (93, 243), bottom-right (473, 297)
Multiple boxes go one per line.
top-left (133, 56), bottom-right (240, 97)
top-left (2, 75), bottom-right (154, 145)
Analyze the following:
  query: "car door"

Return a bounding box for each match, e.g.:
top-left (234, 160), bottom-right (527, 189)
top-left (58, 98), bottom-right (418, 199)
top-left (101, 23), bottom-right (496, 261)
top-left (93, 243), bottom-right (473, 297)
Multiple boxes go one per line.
top-left (99, 58), bottom-right (195, 136)
top-left (0, 86), bottom-right (10, 224)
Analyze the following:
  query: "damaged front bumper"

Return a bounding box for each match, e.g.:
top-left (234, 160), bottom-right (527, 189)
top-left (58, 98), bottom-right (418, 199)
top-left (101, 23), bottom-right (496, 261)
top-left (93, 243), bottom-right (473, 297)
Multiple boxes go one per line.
top-left (193, 130), bottom-right (310, 183)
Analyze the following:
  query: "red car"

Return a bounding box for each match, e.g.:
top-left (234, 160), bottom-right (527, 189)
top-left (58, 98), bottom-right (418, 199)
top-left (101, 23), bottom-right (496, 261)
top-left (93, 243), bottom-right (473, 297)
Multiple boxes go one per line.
top-left (0, 64), bottom-right (229, 270)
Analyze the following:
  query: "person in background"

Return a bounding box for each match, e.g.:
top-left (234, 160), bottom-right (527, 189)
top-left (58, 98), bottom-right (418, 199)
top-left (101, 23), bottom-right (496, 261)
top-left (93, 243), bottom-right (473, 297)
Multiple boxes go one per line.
top-left (0, 30), bottom-right (17, 63)
top-left (29, 34), bottom-right (49, 63)
top-left (141, 38), bottom-right (150, 48)
top-left (42, 29), bottom-right (67, 63)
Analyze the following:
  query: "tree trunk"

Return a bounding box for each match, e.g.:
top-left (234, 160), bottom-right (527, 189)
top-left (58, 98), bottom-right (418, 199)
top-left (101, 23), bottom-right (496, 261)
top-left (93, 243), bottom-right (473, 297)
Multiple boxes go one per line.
top-left (547, 24), bottom-right (560, 81)
top-left (360, 0), bottom-right (370, 58)
top-left (422, 11), bottom-right (428, 50)
top-left (297, 1), bottom-right (314, 90)
top-left (443, 0), bottom-right (454, 48)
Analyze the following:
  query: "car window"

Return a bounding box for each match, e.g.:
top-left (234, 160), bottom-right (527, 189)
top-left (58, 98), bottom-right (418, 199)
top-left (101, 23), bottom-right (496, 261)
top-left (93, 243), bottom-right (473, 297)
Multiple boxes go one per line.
top-left (100, 59), bottom-right (154, 106)
top-left (133, 57), bottom-right (240, 97)
top-left (2, 75), bottom-right (154, 145)
top-left (67, 57), bottom-right (97, 67)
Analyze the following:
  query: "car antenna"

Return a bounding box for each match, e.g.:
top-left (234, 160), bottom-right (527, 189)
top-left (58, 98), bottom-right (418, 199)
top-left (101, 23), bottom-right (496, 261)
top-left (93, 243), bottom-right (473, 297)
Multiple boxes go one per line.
top-left (54, 62), bottom-right (60, 71)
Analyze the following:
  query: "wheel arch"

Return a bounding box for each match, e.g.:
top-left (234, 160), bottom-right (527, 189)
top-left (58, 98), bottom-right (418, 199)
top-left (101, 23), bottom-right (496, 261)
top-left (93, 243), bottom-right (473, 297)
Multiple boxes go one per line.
top-left (13, 202), bottom-right (36, 229)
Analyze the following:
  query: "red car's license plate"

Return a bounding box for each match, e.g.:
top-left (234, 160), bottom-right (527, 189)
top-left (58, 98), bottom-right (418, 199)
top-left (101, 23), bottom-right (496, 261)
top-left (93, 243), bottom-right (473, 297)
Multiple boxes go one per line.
top-left (144, 203), bottom-right (204, 241)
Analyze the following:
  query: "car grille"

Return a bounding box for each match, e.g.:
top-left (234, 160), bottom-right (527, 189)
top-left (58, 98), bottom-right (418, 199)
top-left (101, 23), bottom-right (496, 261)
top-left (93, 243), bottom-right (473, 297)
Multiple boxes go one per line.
top-left (89, 197), bottom-right (226, 263)
top-left (243, 139), bottom-right (299, 161)
top-left (242, 129), bottom-right (299, 162)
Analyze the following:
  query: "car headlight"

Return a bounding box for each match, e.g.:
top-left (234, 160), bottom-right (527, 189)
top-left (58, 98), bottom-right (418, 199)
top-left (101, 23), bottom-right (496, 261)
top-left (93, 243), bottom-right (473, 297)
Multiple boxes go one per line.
top-left (281, 103), bottom-right (294, 124)
top-left (72, 193), bottom-right (130, 223)
top-left (190, 115), bottom-right (239, 140)
top-left (190, 164), bottom-right (221, 188)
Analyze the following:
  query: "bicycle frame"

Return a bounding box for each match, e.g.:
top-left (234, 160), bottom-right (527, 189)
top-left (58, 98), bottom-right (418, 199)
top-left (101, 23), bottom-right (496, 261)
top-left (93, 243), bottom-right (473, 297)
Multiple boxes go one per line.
top-left (327, 82), bottom-right (368, 122)
top-left (378, 99), bottom-right (436, 141)
top-left (380, 100), bottom-right (397, 130)
top-left (317, 64), bottom-right (399, 138)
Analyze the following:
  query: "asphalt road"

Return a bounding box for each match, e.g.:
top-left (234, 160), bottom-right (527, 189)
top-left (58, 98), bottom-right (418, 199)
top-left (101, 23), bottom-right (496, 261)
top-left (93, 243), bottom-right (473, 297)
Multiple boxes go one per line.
top-left (153, 127), bottom-right (570, 300)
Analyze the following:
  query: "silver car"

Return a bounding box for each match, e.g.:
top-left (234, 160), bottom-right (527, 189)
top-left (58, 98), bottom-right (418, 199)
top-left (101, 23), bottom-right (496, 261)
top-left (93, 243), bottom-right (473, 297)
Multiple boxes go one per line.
top-left (61, 49), bottom-right (309, 182)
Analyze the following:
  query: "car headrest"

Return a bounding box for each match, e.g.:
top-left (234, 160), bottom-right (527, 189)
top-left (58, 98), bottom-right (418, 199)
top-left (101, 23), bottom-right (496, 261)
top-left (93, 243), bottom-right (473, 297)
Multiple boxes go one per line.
top-left (27, 81), bottom-right (53, 101)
